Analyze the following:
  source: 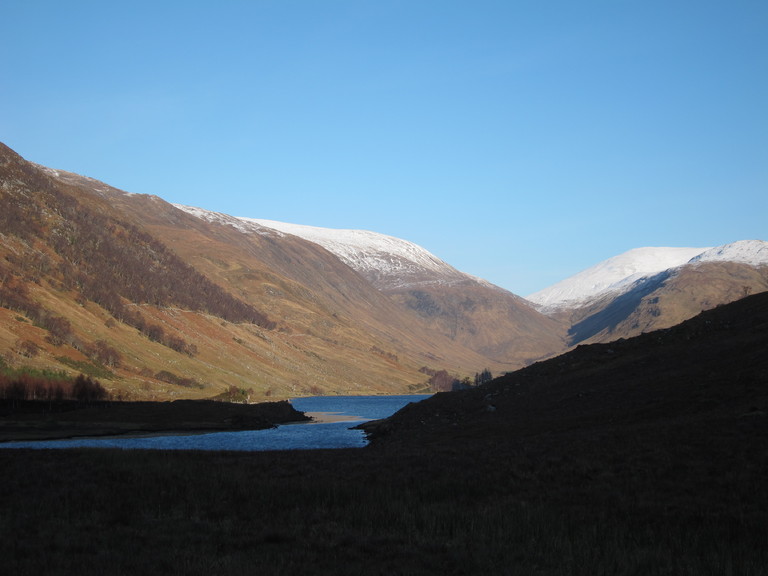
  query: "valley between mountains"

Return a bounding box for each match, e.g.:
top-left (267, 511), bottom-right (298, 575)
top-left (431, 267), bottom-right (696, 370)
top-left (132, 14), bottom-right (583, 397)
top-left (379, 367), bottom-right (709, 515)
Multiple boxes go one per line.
top-left (1, 141), bottom-right (766, 401)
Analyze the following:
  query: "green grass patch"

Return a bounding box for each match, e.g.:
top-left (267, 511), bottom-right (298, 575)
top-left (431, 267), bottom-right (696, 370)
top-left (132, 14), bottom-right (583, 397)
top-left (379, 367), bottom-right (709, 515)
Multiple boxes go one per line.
top-left (56, 356), bottom-right (115, 379)
top-left (0, 362), bottom-right (70, 381)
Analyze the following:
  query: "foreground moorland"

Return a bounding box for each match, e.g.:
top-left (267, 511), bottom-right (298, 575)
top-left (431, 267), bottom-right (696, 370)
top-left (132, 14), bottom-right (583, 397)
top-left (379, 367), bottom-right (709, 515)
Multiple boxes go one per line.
top-left (1, 292), bottom-right (767, 575)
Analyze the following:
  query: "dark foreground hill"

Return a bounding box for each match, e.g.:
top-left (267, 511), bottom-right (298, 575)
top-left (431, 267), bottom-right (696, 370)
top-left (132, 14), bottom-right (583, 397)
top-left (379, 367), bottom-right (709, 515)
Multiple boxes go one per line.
top-left (1, 294), bottom-right (766, 575)
top-left (364, 289), bottom-right (768, 451)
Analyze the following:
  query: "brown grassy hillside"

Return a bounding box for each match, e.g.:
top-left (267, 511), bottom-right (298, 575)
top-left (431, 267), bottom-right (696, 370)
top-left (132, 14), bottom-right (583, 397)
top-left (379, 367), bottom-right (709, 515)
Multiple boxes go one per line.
top-left (1, 142), bottom-right (566, 399)
top-left (388, 281), bottom-right (566, 364)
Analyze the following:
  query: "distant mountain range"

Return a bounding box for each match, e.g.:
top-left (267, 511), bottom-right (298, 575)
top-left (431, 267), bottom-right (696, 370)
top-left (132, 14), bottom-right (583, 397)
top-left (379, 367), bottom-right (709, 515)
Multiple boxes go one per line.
top-left (528, 241), bottom-right (768, 345)
top-left (528, 242), bottom-right (768, 310)
top-left (1, 140), bottom-right (765, 399)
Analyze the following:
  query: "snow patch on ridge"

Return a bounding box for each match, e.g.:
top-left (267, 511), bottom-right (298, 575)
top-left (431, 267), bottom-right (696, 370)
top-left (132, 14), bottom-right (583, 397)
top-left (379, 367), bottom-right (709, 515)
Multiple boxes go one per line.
top-left (33, 164), bottom-right (138, 196)
top-left (174, 205), bottom-right (476, 290)
top-left (173, 205), bottom-right (283, 237)
top-left (526, 246), bottom-right (710, 311)
top-left (245, 219), bottom-right (470, 290)
top-left (689, 240), bottom-right (768, 267)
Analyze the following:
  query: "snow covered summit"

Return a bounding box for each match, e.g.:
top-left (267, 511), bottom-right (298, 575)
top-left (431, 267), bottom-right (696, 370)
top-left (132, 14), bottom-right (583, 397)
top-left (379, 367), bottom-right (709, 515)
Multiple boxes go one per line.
top-left (244, 219), bottom-right (470, 290)
top-left (689, 240), bottom-right (768, 266)
top-left (527, 240), bottom-right (768, 312)
top-left (526, 246), bottom-right (710, 311)
top-left (174, 205), bottom-right (472, 291)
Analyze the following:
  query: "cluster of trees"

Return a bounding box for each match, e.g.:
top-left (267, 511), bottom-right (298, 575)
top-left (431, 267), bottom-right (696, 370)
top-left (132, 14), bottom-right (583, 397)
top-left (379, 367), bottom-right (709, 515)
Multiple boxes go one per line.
top-left (213, 385), bottom-right (255, 403)
top-left (422, 369), bottom-right (456, 392)
top-left (0, 267), bottom-right (76, 347)
top-left (0, 153), bottom-right (55, 240)
top-left (15, 339), bottom-right (40, 358)
top-left (46, 193), bottom-right (274, 328)
top-left (1, 261), bottom-right (127, 368)
top-left (142, 323), bottom-right (198, 356)
top-left (1, 165), bottom-right (276, 348)
top-left (0, 372), bottom-right (109, 403)
top-left (419, 367), bottom-right (494, 392)
top-left (152, 370), bottom-right (202, 389)
top-left (2, 258), bottom-right (199, 358)
top-left (85, 340), bottom-right (122, 367)
top-left (370, 346), bottom-right (399, 363)
top-left (474, 368), bottom-right (493, 386)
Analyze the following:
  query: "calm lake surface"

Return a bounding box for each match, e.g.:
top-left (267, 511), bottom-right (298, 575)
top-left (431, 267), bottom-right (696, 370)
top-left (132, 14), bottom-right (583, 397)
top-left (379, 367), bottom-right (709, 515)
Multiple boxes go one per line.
top-left (1, 394), bottom-right (431, 451)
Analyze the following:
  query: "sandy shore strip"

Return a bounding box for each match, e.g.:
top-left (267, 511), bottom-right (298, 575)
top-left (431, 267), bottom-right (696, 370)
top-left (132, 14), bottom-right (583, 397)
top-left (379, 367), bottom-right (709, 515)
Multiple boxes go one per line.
top-left (302, 411), bottom-right (367, 424)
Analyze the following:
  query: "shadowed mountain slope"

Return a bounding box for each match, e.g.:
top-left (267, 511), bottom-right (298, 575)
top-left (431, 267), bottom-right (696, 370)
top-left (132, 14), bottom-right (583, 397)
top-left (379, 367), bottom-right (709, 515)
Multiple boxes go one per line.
top-left (555, 261), bottom-right (768, 346)
top-left (365, 290), bottom-right (768, 451)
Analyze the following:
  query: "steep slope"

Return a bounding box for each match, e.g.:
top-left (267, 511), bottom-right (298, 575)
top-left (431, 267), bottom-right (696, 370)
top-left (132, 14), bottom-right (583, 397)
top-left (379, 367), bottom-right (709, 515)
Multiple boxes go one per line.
top-left (386, 282), bottom-right (566, 364)
top-left (120, 199), bottom-right (509, 381)
top-left (529, 241), bottom-right (768, 345)
top-left (247, 218), bottom-right (568, 364)
top-left (0, 143), bottom-right (296, 398)
top-left (570, 259), bottom-right (768, 343)
top-left (180, 211), bottom-right (568, 367)
top-left (3, 141), bottom-right (561, 399)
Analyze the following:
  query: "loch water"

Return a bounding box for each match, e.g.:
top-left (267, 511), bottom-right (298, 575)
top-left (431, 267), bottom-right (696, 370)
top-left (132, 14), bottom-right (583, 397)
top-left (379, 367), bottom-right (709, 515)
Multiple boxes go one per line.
top-left (0, 394), bottom-right (430, 451)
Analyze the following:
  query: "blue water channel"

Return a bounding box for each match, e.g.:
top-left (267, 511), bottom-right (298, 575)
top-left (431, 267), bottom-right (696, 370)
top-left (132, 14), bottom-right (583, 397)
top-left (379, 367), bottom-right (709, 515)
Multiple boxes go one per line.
top-left (0, 394), bottom-right (430, 451)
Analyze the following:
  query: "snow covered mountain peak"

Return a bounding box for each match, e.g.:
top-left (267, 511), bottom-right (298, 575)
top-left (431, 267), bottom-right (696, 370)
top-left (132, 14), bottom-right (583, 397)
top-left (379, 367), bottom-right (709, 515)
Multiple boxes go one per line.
top-left (244, 219), bottom-right (470, 290)
top-left (526, 246), bottom-right (710, 311)
top-left (689, 240), bottom-right (768, 266)
top-left (174, 205), bottom-right (472, 290)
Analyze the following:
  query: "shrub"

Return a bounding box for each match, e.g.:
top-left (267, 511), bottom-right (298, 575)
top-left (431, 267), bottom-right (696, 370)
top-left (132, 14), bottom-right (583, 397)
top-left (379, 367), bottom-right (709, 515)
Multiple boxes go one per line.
top-left (16, 339), bottom-right (40, 358)
top-left (90, 340), bottom-right (122, 368)
top-left (71, 374), bottom-right (108, 402)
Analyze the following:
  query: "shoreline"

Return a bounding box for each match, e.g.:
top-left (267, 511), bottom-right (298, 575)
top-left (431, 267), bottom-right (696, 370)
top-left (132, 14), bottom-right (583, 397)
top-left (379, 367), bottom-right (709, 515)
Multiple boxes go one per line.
top-left (0, 398), bottom-right (310, 443)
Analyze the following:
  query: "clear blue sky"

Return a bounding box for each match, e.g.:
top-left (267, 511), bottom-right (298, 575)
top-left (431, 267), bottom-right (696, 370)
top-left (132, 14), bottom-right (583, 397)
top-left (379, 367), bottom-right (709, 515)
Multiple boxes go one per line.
top-left (2, 1), bottom-right (766, 295)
